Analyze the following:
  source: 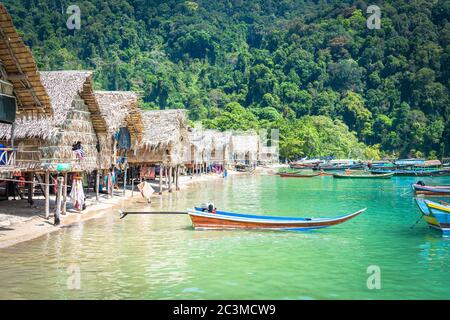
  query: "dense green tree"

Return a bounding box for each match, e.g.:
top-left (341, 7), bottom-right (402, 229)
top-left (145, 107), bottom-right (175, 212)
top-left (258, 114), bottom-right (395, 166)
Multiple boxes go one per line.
top-left (4, 0), bottom-right (448, 159)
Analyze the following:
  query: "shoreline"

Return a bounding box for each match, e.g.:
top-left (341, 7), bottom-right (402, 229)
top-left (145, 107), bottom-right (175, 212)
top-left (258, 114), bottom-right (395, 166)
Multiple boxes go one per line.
top-left (0, 169), bottom-right (256, 249)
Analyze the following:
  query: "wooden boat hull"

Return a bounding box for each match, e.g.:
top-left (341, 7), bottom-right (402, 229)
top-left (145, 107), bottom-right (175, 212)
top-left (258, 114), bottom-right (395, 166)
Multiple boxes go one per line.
top-left (313, 164), bottom-right (366, 171)
top-left (333, 172), bottom-right (394, 179)
top-left (412, 184), bottom-right (450, 196)
top-left (415, 199), bottom-right (450, 236)
top-left (279, 172), bottom-right (320, 178)
top-left (187, 208), bottom-right (366, 230)
top-left (372, 169), bottom-right (449, 176)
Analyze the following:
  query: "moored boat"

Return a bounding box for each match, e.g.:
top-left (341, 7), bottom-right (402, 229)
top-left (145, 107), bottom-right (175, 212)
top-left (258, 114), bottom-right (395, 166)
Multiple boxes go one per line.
top-left (371, 168), bottom-right (449, 176)
top-left (415, 198), bottom-right (450, 236)
top-left (312, 159), bottom-right (366, 171)
top-left (187, 207), bottom-right (366, 230)
top-left (411, 183), bottom-right (450, 196)
top-left (289, 158), bottom-right (323, 169)
top-left (333, 172), bottom-right (394, 179)
top-left (371, 158), bottom-right (450, 176)
top-left (278, 172), bottom-right (320, 178)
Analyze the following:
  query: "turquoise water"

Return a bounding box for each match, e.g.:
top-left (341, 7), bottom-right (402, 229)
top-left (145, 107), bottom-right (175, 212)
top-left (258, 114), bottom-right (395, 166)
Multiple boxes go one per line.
top-left (0, 173), bottom-right (449, 299)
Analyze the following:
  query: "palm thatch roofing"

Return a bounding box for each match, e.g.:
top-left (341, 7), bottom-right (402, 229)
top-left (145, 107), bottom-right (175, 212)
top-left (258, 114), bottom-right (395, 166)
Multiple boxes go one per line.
top-left (188, 127), bottom-right (213, 162)
top-left (210, 130), bottom-right (232, 163)
top-left (0, 71), bottom-right (107, 139)
top-left (231, 132), bottom-right (260, 161)
top-left (0, 71), bottom-right (110, 172)
top-left (0, 4), bottom-right (51, 116)
top-left (188, 128), bottom-right (232, 163)
top-left (94, 91), bottom-right (143, 140)
top-left (208, 129), bottom-right (232, 150)
top-left (141, 109), bottom-right (188, 148)
top-left (128, 109), bottom-right (189, 165)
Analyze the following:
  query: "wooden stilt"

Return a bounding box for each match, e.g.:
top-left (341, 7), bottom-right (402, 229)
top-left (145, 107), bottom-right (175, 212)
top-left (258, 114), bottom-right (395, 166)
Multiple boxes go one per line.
top-left (176, 165), bottom-right (180, 191)
top-left (131, 167), bottom-right (135, 197)
top-left (27, 172), bottom-right (34, 206)
top-left (95, 171), bottom-right (100, 201)
top-left (108, 172), bottom-right (112, 198)
top-left (168, 166), bottom-right (172, 192)
top-left (44, 170), bottom-right (50, 219)
top-left (165, 166), bottom-right (168, 187)
top-left (159, 164), bottom-right (163, 195)
top-left (55, 176), bottom-right (63, 226)
top-left (123, 166), bottom-right (127, 196)
top-left (62, 172), bottom-right (68, 214)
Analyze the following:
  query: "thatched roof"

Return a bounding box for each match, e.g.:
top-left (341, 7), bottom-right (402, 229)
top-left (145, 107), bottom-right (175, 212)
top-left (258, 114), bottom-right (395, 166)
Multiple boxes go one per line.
top-left (189, 127), bottom-right (213, 153)
top-left (207, 129), bottom-right (232, 150)
top-left (127, 109), bottom-right (189, 165)
top-left (0, 4), bottom-right (51, 116)
top-left (95, 91), bottom-right (143, 139)
top-left (0, 71), bottom-right (107, 139)
top-left (141, 109), bottom-right (188, 149)
top-left (231, 132), bottom-right (260, 155)
top-left (187, 128), bottom-right (232, 163)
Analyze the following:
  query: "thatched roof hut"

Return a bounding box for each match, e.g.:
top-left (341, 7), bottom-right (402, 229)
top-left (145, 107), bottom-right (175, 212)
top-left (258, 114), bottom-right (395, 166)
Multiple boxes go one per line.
top-left (0, 71), bottom-right (109, 172)
top-left (188, 127), bottom-right (213, 164)
top-left (186, 128), bottom-right (233, 165)
top-left (95, 91), bottom-right (144, 167)
top-left (231, 132), bottom-right (260, 164)
top-left (94, 91), bottom-right (143, 140)
top-left (127, 109), bottom-right (189, 166)
top-left (0, 3), bottom-right (51, 117)
top-left (204, 129), bottom-right (232, 164)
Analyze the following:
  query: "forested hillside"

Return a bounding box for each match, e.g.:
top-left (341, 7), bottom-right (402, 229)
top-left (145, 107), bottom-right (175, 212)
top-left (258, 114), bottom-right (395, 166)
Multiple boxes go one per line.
top-left (4, 0), bottom-right (449, 159)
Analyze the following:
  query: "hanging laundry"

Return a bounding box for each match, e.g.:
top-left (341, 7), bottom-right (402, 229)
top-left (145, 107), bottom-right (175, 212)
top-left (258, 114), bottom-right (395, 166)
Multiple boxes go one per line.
top-left (0, 143), bottom-right (6, 165)
top-left (140, 164), bottom-right (147, 180)
top-left (137, 181), bottom-right (154, 203)
top-left (72, 141), bottom-right (84, 160)
top-left (116, 127), bottom-right (131, 150)
top-left (149, 166), bottom-right (155, 179)
top-left (69, 177), bottom-right (85, 211)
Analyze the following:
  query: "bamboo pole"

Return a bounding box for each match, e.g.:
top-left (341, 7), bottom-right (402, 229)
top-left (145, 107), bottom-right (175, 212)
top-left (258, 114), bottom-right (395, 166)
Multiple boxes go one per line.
top-left (95, 171), bottom-right (100, 201)
top-left (44, 170), bottom-right (50, 219)
top-left (159, 164), bottom-right (163, 195)
top-left (108, 172), bottom-right (112, 198)
top-left (27, 172), bottom-right (34, 206)
top-left (176, 165), bottom-right (180, 191)
top-left (62, 172), bottom-right (68, 215)
top-left (168, 166), bottom-right (173, 192)
top-left (131, 167), bottom-right (135, 197)
top-left (165, 166), bottom-right (168, 187)
top-left (123, 166), bottom-right (127, 196)
top-left (54, 176), bottom-right (63, 226)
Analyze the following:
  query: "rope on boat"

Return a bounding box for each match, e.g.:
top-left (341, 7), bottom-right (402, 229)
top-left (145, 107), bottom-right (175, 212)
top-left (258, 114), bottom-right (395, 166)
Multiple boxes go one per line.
top-left (119, 210), bottom-right (188, 219)
top-left (399, 189), bottom-right (412, 197)
top-left (409, 213), bottom-right (425, 229)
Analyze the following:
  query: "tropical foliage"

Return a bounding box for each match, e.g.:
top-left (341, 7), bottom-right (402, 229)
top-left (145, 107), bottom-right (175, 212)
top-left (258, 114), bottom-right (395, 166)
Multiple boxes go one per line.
top-left (4, 0), bottom-right (449, 160)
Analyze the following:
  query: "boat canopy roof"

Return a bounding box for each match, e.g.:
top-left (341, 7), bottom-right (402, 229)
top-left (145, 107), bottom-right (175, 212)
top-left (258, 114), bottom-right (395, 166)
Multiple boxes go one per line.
top-left (395, 159), bottom-right (425, 166)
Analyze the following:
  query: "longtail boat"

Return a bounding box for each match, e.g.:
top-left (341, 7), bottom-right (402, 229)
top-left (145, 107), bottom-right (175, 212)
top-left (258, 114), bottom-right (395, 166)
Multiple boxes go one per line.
top-left (415, 199), bottom-right (450, 236)
top-left (371, 168), bottom-right (450, 176)
top-left (312, 163), bottom-right (366, 171)
top-left (187, 207), bottom-right (366, 230)
top-left (333, 172), bottom-right (394, 179)
top-left (412, 183), bottom-right (450, 196)
top-left (278, 172), bottom-right (320, 178)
